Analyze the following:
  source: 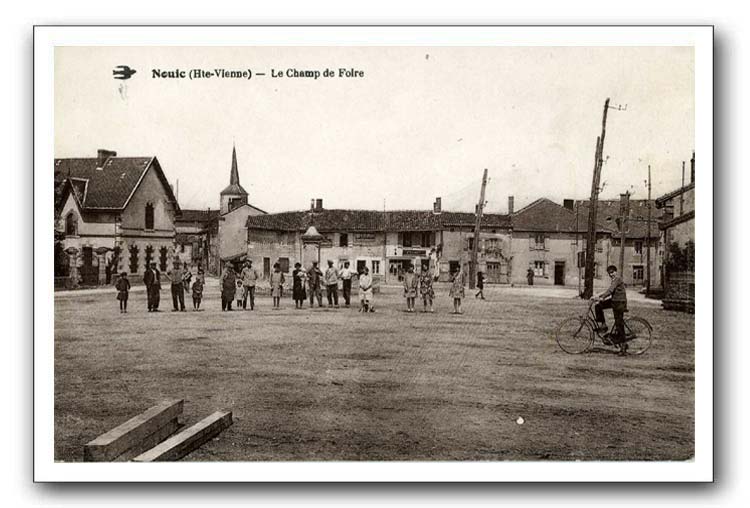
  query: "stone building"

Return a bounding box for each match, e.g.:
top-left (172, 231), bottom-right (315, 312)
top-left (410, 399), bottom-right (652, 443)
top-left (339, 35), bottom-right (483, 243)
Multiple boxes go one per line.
top-left (174, 209), bottom-right (220, 274)
top-left (216, 145), bottom-right (267, 271)
top-left (54, 149), bottom-right (180, 287)
top-left (655, 153), bottom-right (695, 311)
top-left (574, 198), bottom-right (661, 288)
top-left (243, 198), bottom-right (512, 284)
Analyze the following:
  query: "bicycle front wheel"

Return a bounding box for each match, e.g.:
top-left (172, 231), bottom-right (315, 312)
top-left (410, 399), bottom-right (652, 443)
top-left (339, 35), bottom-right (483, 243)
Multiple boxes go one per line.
top-left (623, 317), bottom-right (652, 355)
top-left (555, 316), bottom-right (594, 354)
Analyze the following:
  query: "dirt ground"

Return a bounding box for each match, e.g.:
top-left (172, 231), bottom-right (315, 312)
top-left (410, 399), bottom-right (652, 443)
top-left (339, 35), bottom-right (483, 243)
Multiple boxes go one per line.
top-left (54, 282), bottom-right (694, 462)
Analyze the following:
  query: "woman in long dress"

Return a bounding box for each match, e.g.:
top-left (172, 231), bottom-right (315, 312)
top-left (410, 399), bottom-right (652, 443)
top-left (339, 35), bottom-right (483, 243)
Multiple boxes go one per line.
top-left (402, 264), bottom-right (418, 312)
top-left (292, 262), bottom-right (307, 309)
top-left (449, 265), bottom-right (466, 314)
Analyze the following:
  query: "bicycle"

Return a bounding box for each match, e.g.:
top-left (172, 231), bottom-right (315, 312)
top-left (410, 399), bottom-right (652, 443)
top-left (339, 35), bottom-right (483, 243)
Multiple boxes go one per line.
top-left (555, 300), bottom-right (653, 355)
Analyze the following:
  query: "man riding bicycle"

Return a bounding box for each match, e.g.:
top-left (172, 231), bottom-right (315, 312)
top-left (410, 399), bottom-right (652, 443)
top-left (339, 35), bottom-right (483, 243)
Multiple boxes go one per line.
top-left (591, 264), bottom-right (628, 355)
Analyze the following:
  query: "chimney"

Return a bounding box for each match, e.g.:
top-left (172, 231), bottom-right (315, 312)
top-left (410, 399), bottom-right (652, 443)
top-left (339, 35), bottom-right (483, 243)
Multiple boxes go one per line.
top-left (96, 149), bottom-right (117, 169)
top-left (691, 151), bottom-right (695, 184)
top-left (563, 199), bottom-right (574, 211)
top-left (433, 197), bottom-right (442, 214)
top-left (508, 196), bottom-right (514, 215)
top-left (315, 198), bottom-right (323, 211)
top-left (310, 199), bottom-right (315, 212)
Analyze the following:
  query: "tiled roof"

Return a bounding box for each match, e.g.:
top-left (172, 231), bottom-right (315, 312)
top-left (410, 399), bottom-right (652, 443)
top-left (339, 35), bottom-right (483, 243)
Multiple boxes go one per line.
top-left (54, 156), bottom-right (179, 211)
top-left (176, 209), bottom-right (220, 223)
top-left (220, 183), bottom-right (248, 196)
top-left (246, 209), bottom-right (511, 232)
top-left (575, 199), bottom-right (660, 239)
top-left (512, 198), bottom-right (609, 233)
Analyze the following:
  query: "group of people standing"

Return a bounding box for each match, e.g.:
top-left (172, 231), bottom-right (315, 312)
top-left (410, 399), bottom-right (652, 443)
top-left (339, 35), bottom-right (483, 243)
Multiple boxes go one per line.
top-left (132, 260), bottom-right (205, 313)
top-left (114, 257), bottom-right (478, 316)
top-left (401, 263), bottom-right (472, 314)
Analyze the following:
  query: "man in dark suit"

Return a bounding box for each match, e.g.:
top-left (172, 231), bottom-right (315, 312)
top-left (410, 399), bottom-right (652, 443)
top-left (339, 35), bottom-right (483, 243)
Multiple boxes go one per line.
top-left (143, 261), bottom-right (162, 312)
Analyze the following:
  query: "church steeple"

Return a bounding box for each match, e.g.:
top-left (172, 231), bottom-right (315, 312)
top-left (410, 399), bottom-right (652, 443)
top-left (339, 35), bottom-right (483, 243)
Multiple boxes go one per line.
top-left (220, 144), bottom-right (249, 214)
top-left (230, 144), bottom-right (241, 186)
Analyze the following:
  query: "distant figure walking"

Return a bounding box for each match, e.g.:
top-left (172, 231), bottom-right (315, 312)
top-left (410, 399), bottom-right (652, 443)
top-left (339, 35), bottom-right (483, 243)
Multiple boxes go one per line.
top-left (240, 260), bottom-right (260, 310)
top-left (115, 271), bottom-right (130, 313)
top-left (527, 268), bottom-right (534, 286)
top-left (419, 265), bottom-right (435, 313)
top-left (292, 262), bottom-right (307, 309)
top-left (403, 264), bottom-right (418, 312)
top-left (143, 262), bottom-right (161, 312)
top-left (220, 264), bottom-right (237, 311)
top-left (450, 265), bottom-right (466, 314)
top-left (475, 271), bottom-right (485, 300)
top-left (307, 261), bottom-right (324, 308)
top-left (270, 262), bottom-right (285, 309)
top-left (324, 260), bottom-right (340, 308)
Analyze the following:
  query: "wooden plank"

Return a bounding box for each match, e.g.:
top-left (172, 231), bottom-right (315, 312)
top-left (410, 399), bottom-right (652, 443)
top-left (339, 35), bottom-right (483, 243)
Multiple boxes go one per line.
top-left (83, 399), bottom-right (184, 462)
top-left (115, 418), bottom-right (183, 462)
top-left (132, 411), bottom-right (233, 462)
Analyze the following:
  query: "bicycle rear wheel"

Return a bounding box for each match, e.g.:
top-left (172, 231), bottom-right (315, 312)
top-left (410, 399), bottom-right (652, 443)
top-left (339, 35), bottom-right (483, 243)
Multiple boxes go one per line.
top-left (555, 316), bottom-right (594, 354)
top-left (622, 317), bottom-right (652, 355)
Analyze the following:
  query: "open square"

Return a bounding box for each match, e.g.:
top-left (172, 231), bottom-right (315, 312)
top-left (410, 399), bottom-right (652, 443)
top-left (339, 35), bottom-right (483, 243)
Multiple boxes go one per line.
top-left (54, 283), bottom-right (694, 461)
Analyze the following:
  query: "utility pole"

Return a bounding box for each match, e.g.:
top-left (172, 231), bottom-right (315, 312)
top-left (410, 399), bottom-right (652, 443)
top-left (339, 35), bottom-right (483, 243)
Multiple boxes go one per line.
top-left (583, 97), bottom-right (610, 299)
top-left (646, 165), bottom-right (652, 295)
top-left (469, 168), bottom-right (488, 290)
top-left (618, 191), bottom-right (630, 275)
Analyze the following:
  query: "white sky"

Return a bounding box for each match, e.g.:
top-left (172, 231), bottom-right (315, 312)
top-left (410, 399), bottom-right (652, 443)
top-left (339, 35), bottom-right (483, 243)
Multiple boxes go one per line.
top-left (55, 46), bottom-right (694, 213)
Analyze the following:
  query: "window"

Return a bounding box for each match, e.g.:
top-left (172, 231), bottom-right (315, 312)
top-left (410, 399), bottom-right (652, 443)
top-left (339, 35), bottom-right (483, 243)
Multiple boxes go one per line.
top-left (278, 257), bottom-right (290, 273)
top-left (65, 212), bottom-right (78, 236)
top-left (402, 232), bottom-right (413, 247)
top-left (467, 237), bottom-right (474, 251)
top-left (533, 260), bottom-right (545, 277)
top-left (144, 245), bottom-right (154, 268)
top-left (577, 251), bottom-right (586, 268)
top-left (449, 261), bottom-right (460, 274)
top-left (372, 260), bottom-right (380, 274)
top-left (180, 244), bottom-right (185, 253)
top-left (420, 231), bottom-right (434, 247)
top-left (159, 246), bottom-right (168, 272)
top-left (145, 202), bottom-right (154, 230)
top-left (634, 240), bottom-right (643, 255)
top-left (357, 260), bottom-right (367, 273)
top-left (339, 233), bottom-right (349, 247)
top-left (531, 234), bottom-right (546, 250)
top-left (632, 265), bottom-right (644, 282)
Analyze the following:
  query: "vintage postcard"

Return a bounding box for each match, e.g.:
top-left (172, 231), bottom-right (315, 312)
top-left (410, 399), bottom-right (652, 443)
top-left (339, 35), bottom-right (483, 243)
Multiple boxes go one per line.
top-left (34, 26), bottom-right (713, 482)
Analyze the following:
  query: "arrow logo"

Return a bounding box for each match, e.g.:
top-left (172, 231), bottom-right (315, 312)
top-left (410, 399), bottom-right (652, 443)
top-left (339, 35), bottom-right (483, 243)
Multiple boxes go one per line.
top-left (113, 65), bottom-right (136, 80)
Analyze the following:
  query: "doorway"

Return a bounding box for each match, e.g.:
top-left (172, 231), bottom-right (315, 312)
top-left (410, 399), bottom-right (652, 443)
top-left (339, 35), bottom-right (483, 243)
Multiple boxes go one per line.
top-left (80, 247), bottom-right (99, 285)
top-left (263, 257), bottom-right (271, 279)
top-left (554, 261), bottom-right (565, 286)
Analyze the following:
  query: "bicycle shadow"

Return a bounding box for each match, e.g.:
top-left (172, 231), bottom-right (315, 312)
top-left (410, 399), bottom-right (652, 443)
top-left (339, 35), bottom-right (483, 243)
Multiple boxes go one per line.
top-left (586, 346), bottom-right (622, 355)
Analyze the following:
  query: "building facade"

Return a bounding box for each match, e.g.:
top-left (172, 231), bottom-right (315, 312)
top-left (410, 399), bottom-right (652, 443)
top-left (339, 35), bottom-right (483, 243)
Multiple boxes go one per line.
top-left (54, 149), bottom-right (180, 287)
top-left (174, 209), bottom-right (220, 274)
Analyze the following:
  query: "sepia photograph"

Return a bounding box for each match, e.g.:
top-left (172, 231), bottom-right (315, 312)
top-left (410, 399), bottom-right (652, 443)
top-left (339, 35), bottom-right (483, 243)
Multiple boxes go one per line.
top-left (34, 26), bottom-right (713, 482)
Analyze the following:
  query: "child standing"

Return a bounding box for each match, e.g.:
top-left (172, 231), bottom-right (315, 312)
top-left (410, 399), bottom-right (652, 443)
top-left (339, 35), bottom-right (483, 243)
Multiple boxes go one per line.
top-left (270, 262), bottom-right (285, 309)
top-left (115, 272), bottom-right (131, 313)
top-left (191, 276), bottom-right (204, 310)
top-left (236, 278), bottom-right (244, 309)
top-left (403, 264), bottom-right (418, 312)
top-left (419, 265), bottom-right (435, 313)
top-left (449, 265), bottom-right (466, 314)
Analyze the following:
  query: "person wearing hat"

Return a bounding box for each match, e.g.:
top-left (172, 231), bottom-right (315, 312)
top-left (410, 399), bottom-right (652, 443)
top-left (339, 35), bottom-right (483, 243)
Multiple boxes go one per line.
top-left (306, 261), bottom-right (324, 308)
top-left (143, 261), bottom-right (162, 312)
top-left (166, 258), bottom-right (187, 312)
top-left (240, 259), bottom-right (260, 310)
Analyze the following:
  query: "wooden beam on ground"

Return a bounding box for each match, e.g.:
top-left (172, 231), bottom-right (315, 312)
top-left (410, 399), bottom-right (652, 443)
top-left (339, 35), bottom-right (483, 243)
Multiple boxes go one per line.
top-left (83, 399), bottom-right (183, 462)
top-left (132, 411), bottom-right (233, 462)
top-left (115, 418), bottom-right (183, 462)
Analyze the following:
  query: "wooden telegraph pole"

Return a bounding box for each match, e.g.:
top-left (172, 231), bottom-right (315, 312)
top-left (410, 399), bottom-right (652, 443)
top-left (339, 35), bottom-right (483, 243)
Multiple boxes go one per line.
top-left (469, 168), bottom-right (489, 290)
top-left (583, 98), bottom-right (610, 299)
top-left (618, 191), bottom-right (630, 275)
top-left (646, 165), bottom-right (652, 295)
